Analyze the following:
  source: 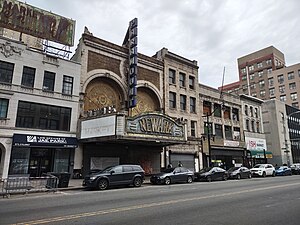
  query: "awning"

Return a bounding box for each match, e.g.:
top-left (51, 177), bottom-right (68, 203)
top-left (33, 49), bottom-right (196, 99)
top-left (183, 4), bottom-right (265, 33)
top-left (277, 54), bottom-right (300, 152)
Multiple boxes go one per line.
top-left (250, 150), bottom-right (273, 159)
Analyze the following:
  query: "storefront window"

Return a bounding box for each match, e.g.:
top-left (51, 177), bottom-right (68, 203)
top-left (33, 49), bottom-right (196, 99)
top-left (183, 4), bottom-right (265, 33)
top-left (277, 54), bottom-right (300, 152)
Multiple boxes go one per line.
top-left (9, 148), bottom-right (30, 174)
top-left (53, 148), bottom-right (70, 173)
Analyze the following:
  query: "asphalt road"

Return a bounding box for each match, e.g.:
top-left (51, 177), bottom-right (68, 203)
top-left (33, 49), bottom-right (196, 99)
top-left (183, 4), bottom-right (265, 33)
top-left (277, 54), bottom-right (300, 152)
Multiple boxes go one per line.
top-left (1, 176), bottom-right (300, 225)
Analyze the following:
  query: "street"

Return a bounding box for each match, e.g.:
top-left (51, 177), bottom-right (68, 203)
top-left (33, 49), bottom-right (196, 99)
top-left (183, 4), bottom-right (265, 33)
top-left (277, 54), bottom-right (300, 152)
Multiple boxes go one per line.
top-left (1, 176), bottom-right (300, 225)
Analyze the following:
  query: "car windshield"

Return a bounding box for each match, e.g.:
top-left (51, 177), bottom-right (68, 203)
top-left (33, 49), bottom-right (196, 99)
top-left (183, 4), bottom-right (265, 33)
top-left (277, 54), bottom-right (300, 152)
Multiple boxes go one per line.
top-left (163, 168), bottom-right (175, 173)
top-left (101, 166), bottom-right (115, 173)
top-left (199, 167), bottom-right (212, 173)
top-left (228, 167), bottom-right (239, 172)
top-left (253, 164), bottom-right (264, 168)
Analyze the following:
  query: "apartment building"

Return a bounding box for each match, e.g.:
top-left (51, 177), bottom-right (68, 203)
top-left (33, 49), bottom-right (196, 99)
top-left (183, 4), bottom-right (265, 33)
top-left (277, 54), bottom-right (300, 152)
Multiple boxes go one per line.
top-left (154, 48), bottom-right (201, 171)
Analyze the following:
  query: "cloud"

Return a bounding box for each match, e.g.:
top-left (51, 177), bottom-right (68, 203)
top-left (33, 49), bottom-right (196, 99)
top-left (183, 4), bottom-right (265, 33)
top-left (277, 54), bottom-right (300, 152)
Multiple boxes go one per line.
top-left (25, 0), bottom-right (300, 88)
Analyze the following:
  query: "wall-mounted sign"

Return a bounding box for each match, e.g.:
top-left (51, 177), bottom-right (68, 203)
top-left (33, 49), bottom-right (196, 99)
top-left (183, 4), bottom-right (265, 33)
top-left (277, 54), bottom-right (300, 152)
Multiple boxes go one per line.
top-left (128, 18), bottom-right (138, 108)
top-left (0, 0), bottom-right (75, 46)
top-left (127, 113), bottom-right (185, 140)
top-left (81, 115), bottom-right (116, 139)
top-left (224, 140), bottom-right (240, 147)
top-left (245, 137), bottom-right (266, 151)
top-left (13, 134), bottom-right (78, 148)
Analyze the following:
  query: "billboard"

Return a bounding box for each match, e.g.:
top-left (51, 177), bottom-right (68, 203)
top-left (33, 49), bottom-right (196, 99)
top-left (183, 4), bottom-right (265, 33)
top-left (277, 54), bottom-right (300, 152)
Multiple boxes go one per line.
top-left (0, 0), bottom-right (75, 46)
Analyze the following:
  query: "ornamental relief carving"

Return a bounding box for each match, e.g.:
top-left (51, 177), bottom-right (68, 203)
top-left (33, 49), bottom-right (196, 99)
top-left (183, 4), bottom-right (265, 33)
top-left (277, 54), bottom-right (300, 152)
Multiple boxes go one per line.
top-left (131, 89), bottom-right (159, 117)
top-left (84, 81), bottom-right (122, 112)
top-left (0, 41), bottom-right (23, 58)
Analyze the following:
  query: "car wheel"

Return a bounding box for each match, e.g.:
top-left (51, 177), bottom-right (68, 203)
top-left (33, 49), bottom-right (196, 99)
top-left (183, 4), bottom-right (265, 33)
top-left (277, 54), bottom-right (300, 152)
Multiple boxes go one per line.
top-left (272, 171), bottom-right (275, 177)
top-left (207, 176), bottom-right (212, 182)
top-left (262, 172), bottom-right (266, 177)
top-left (98, 179), bottom-right (108, 190)
top-left (187, 176), bottom-right (193, 183)
top-left (133, 177), bottom-right (142, 187)
top-left (237, 174), bottom-right (241, 180)
top-left (165, 177), bottom-right (171, 185)
top-left (248, 173), bottom-right (252, 179)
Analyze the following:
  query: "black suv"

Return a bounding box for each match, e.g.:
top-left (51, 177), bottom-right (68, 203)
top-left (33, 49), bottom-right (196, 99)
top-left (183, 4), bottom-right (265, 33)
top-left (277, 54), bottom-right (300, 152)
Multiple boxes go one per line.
top-left (83, 165), bottom-right (145, 190)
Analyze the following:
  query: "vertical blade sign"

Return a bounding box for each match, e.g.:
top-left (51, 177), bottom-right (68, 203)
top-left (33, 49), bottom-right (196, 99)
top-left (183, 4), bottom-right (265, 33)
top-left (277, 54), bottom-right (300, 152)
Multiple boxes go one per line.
top-left (128, 18), bottom-right (138, 108)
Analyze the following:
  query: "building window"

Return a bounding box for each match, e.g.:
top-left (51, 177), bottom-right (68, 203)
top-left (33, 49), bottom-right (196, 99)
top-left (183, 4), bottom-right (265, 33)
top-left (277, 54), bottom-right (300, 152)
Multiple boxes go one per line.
top-left (298, 70), bottom-right (300, 77)
top-left (251, 120), bottom-right (255, 132)
top-left (191, 120), bottom-right (196, 137)
top-left (266, 59), bottom-right (272, 65)
top-left (269, 88), bottom-right (275, 96)
top-left (249, 65), bottom-right (254, 71)
top-left (254, 108), bottom-right (258, 118)
top-left (189, 76), bottom-right (195, 89)
top-left (279, 85), bottom-right (285, 93)
top-left (288, 72), bottom-right (295, 80)
top-left (225, 125), bottom-right (232, 140)
top-left (280, 95), bottom-right (286, 102)
top-left (246, 119), bottom-right (250, 131)
top-left (267, 68), bottom-right (272, 74)
top-left (232, 108), bottom-right (239, 121)
top-left (169, 92), bottom-right (176, 109)
top-left (260, 90), bottom-right (266, 97)
top-left (241, 75), bottom-right (247, 81)
top-left (43, 71), bottom-right (55, 91)
top-left (169, 69), bottom-right (176, 84)
top-left (223, 106), bottom-right (231, 119)
top-left (190, 97), bottom-right (196, 113)
top-left (256, 122), bottom-right (260, 133)
top-left (257, 62), bottom-right (263, 68)
top-left (241, 68), bottom-right (246, 73)
top-left (62, 75), bottom-right (73, 95)
top-left (289, 82), bottom-right (296, 90)
top-left (259, 80), bottom-right (265, 88)
top-left (214, 103), bottom-right (221, 117)
top-left (278, 74), bottom-right (284, 84)
top-left (292, 102), bottom-right (299, 108)
top-left (252, 93), bottom-right (257, 97)
top-left (268, 78), bottom-right (274, 87)
top-left (250, 83), bottom-right (256, 89)
top-left (258, 71), bottom-right (264, 77)
top-left (249, 106), bottom-right (253, 117)
top-left (245, 105), bottom-right (248, 116)
top-left (291, 93), bottom-right (298, 101)
top-left (203, 101), bottom-right (211, 115)
top-left (249, 73), bottom-right (254, 80)
top-left (242, 84), bottom-right (247, 90)
top-left (0, 98), bottom-right (9, 118)
top-left (233, 127), bottom-right (240, 140)
top-left (180, 94), bottom-right (186, 111)
top-left (21, 66), bottom-right (35, 88)
top-left (0, 60), bottom-right (14, 84)
top-left (179, 72), bottom-right (186, 87)
top-left (16, 101), bottom-right (71, 131)
top-left (215, 124), bottom-right (223, 138)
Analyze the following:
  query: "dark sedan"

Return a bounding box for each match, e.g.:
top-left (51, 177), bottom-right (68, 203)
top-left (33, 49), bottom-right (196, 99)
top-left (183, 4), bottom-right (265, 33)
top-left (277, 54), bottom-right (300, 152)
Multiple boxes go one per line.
top-left (227, 166), bottom-right (252, 179)
top-left (83, 165), bottom-right (145, 190)
top-left (150, 167), bottom-right (194, 185)
top-left (275, 166), bottom-right (292, 176)
top-left (194, 167), bottom-right (228, 182)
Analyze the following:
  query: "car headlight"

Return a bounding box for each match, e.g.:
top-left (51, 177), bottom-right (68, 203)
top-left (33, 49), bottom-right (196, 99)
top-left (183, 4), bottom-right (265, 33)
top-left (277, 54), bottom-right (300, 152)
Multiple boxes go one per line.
top-left (89, 176), bottom-right (97, 180)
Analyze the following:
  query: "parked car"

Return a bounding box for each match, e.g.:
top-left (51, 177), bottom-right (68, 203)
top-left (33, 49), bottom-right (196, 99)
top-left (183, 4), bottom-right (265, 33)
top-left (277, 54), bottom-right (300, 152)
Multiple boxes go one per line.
top-left (290, 163), bottom-right (300, 175)
top-left (227, 166), bottom-right (252, 179)
top-left (194, 167), bottom-right (228, 182)
top-left (275, 166), bottom-right (292, 176)
top-left (150, 167), bottom-right (194, 185)
top-left (83, 165), bottom-right (145, 190)
top-left (250, 164), bottom-right (275, 177)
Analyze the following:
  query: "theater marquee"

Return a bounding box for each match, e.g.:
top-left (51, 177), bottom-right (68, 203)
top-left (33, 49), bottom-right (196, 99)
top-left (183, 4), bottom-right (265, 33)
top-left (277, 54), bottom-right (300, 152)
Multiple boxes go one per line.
top-left (127, 113), bottom-right (185, 141)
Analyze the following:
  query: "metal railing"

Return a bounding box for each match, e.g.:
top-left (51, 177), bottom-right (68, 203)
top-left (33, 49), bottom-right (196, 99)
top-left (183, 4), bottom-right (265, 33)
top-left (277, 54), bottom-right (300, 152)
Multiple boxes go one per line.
top-left (0, 174), bottom-right (58, 198)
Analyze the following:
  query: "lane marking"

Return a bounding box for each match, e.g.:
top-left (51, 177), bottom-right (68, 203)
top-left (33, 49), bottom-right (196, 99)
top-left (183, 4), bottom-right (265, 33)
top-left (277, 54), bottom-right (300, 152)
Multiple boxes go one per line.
top-left (14, 182), bottom-right (300, 225)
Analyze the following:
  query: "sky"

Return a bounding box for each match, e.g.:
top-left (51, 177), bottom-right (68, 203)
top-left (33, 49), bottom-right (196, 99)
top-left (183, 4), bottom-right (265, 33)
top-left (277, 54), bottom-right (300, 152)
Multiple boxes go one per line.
top-left (24, 0), bottom-right (300, 88)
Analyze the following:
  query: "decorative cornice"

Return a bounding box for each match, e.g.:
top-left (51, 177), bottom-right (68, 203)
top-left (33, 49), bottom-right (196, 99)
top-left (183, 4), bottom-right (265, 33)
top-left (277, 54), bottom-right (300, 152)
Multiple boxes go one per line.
top-left (0, 41), bottom-right (23, 58)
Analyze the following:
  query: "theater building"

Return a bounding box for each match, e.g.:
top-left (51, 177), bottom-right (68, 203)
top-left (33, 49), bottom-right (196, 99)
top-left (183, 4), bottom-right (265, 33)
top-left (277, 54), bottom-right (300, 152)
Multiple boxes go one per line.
top-left (72, 29), bottom-right (188, 175)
